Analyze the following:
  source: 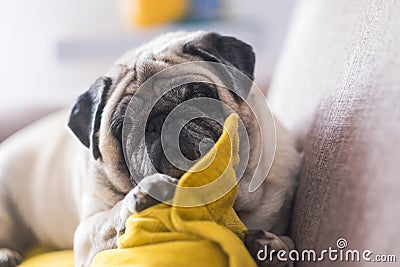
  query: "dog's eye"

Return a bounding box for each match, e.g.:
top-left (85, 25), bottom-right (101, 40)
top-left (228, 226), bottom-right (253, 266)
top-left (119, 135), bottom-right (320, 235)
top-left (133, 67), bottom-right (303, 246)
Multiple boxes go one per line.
top-left (192, 91), bottom-right (208, 98)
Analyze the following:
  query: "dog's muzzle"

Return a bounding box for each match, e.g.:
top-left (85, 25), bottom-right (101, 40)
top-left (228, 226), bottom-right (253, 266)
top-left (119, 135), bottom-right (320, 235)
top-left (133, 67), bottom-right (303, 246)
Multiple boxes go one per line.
top-left (145, 113), bottom-right (223, 178)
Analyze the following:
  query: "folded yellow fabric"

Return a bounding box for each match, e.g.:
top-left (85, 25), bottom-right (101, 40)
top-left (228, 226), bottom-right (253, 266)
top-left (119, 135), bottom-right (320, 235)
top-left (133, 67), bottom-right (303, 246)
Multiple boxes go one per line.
top-left (20, 114), bottom-right (256, 267)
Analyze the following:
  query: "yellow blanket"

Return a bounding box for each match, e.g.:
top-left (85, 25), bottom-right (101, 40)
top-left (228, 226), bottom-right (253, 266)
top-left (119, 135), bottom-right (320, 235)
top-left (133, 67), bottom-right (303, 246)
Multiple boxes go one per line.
top-left (20, 114), bottom-right (256, 267)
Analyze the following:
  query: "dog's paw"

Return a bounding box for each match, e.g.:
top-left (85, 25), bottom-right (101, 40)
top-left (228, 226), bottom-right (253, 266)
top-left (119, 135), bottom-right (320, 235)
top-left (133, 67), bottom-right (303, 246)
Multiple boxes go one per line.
top-left (0, 249), bottom-right (23, 267)
top-left (244, 230), bottom-right (294, 267)
top-left (127, 174), bottom-right (179, 213)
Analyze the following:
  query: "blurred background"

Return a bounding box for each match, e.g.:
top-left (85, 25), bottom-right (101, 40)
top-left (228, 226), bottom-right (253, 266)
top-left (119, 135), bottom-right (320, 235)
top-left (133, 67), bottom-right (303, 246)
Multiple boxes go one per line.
top-left (0, 0), bottom-right (296, 140)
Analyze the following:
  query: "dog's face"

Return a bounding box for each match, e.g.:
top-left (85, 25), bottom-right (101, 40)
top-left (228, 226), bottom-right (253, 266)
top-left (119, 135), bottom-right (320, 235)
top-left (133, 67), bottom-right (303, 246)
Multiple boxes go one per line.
top-left (67, 31), bottom-right (259, 195)
top-left (140, 81), bottom-right (224, 178)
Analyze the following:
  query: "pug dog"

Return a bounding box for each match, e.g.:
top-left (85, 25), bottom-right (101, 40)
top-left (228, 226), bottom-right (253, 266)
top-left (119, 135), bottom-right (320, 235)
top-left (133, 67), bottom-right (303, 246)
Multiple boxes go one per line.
top-left (0, 31), bottom-right (301, 267)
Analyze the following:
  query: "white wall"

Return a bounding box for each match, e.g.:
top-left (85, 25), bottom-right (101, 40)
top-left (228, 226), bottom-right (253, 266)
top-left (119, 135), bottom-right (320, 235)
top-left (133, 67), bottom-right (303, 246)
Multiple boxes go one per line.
top-left (0, 0), bottom-right (122, 112)
top-left (0, 0), bottom-right (296, 113)
top-left (230, 0), bottom-right (296, 77)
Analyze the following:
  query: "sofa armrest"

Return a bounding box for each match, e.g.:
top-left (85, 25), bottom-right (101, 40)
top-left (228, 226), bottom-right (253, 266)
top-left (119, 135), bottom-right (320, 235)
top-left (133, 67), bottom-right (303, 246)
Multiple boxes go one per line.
top-left (268, 0), bottom-right (400, 265)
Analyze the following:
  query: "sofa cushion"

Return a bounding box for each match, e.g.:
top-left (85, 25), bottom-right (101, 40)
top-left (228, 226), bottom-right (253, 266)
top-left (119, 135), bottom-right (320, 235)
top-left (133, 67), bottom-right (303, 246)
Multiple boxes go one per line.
top-left (0, 106), bottom-right (61, 143)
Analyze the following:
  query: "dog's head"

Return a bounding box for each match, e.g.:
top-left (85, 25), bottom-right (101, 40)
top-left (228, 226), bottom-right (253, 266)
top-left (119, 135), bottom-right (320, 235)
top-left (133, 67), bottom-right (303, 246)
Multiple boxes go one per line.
top-left (67, 31), bottom-right (258, 192)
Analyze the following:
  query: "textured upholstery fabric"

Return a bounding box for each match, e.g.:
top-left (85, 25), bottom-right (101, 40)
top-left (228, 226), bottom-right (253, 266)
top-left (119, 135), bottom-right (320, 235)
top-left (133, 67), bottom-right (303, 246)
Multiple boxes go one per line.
top-left (268, 0), bottom-right (400, 266)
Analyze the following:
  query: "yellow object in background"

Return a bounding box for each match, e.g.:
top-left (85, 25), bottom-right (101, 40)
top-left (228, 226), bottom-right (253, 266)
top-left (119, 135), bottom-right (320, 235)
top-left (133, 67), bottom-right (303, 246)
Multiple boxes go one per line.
top-left (121, 0), bottom-right (189, 27)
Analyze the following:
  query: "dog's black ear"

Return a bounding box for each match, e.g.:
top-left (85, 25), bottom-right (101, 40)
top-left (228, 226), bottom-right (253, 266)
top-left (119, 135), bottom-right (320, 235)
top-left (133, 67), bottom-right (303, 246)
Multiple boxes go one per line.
top-left (68, 77), bottom-right (112, 159)
top-left (183, 32), bottom-right (255, 98)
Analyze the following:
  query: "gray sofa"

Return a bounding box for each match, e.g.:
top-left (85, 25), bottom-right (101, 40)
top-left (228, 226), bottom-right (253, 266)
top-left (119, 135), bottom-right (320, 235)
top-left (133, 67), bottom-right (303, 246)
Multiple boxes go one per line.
top-left (1, 1), bottom-right (399, 266)
top-left (268, 0), bottom-right (400, 266)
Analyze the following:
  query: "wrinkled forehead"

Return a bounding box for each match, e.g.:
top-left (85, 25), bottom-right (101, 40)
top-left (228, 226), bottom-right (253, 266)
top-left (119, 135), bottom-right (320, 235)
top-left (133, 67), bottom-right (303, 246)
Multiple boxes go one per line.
top-left (99, 32), bottom-right (216, 133)
top-left (103, 31), bottom-right (209, 92)
top-left (112, 31), bottom-right (206, 69)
